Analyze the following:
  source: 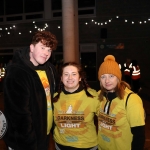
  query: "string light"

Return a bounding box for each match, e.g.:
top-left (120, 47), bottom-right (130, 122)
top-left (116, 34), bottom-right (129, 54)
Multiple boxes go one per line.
top-left (84, 15), bottom-right (150, 26)
top-left (0, 14), bottom-right (149, 38)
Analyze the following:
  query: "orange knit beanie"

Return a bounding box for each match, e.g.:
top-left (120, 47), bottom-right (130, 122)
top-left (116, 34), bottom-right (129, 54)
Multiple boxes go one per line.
top-left (98, 55), bottom-right (122, 81)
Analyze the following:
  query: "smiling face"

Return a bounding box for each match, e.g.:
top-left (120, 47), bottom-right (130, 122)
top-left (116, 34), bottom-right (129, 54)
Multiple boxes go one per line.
top-left (30, 41), bottom-right (52, 66)
top-left (100, 74), bottom-right (119, 92)
top-left (61, 65), bottom-right (81, 93)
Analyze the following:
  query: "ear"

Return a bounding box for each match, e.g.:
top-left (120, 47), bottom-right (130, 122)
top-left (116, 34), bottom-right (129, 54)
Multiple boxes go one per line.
top-left (79, 77), bottom-right (81, 81)
top-left (30, 44), bottom-right (34, 52)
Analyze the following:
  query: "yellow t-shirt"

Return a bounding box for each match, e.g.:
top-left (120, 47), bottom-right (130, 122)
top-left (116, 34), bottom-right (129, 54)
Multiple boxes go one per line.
top-left (97, 88), bottom-right (145, 150)
top-left (53, 88), bottom-right (100, 148)
top-left (36, 70), bottom-right (52, 134)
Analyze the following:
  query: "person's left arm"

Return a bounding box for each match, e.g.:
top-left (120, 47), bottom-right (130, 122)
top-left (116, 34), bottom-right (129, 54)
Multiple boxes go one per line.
top-left (126, 93), bottom-right (145, 150)
top-left (131, 125), bottom-right (145, 150)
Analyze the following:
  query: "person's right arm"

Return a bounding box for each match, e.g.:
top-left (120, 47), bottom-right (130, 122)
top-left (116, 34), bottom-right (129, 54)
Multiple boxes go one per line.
top-left (4, 74), bottom-right (37, 150)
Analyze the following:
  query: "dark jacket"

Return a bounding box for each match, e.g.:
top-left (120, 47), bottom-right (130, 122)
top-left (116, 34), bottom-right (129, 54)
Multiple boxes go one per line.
top-left (3, 47), bottom-right (58, 150)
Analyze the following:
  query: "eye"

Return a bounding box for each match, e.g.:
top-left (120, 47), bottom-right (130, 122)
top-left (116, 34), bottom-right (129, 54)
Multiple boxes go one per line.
top-left (72, 73), bottom-right (77, 76)
top-left (110, 74), bottom-right (114, 78)
top-left (101, 75), bottom-right (105, 79)
top-left (64, 73), bottom-right (68, 76)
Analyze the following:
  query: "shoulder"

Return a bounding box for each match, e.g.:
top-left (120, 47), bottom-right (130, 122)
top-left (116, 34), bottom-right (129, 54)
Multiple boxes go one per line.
top-left (124, 88), bottom-right (142, 104)
top-left (87, 88), bottom-right (98, 96)
top-left (54, 92), bottom-right (58, 97)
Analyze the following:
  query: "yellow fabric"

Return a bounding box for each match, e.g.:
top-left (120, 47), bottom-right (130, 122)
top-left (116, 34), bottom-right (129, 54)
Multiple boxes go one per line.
top-left (53, 88), bottom-right (100, 148)
top-left (98, 55), bottom-right (122, 81)
top-left (97, 88), bottom-right (145, 150)
top-left (36, 70), bottom-right (52, 134)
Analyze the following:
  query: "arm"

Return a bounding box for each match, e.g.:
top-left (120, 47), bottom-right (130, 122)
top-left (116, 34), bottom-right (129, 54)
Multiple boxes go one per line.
top-left (126, 93), bottom-right (145, 150)
top-left (131, 126), bottom-right (145, 150)
top-left (4, 73), bottom-right (37, 150)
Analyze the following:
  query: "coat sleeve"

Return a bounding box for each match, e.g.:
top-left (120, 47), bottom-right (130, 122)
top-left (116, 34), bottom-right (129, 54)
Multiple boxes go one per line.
top-left (131, 125), bottom-right (145, 150)
top-left (4, 73), bottom-right (37, 150)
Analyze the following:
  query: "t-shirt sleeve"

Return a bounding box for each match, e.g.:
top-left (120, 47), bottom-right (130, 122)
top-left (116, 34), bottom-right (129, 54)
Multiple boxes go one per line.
top-left (126, 94), bottom-right (145, 127)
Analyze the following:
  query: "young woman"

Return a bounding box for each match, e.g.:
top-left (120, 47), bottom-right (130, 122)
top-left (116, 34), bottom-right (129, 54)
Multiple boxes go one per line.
top-left (53, 62), bottom-right (100, 150)
top-left (97, 55), bottom-right (145, 150)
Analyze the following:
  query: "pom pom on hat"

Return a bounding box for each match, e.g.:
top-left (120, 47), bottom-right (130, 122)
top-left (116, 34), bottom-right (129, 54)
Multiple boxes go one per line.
top-left (98, 55), bottom-right (122, 81)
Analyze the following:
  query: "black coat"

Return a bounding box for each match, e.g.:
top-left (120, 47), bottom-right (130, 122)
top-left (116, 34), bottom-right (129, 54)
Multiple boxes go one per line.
top-left (3, 47), bottom-right (58, 150)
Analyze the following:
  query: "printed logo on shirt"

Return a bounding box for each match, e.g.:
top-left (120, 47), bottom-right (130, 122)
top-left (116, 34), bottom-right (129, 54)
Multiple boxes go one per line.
top-left (0, 111), bottom-right (7, 139)
top-left (98, 109), bottom-right (122, 139)
top-left (55, 100), bottom-right (92, 135)
top-left (56, 105), bottom-right (85, 128)
top-left (41, 77), bottom-right (51, 110)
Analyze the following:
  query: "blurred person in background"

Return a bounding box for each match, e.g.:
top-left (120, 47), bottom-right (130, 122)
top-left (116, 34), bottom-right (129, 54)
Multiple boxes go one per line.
top-left (123, 58), bottom-right (132, 86)
top-left (131, 59), bottom-right (141, 94)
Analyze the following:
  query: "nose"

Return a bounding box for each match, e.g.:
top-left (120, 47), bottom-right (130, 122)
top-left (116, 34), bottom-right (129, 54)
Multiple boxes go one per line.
top-left (44, 49), bottom-right (50, 56)
top-left (68, 74), bottom-right (72, 79)
top-left (105, 77), bottom-right (110, 83)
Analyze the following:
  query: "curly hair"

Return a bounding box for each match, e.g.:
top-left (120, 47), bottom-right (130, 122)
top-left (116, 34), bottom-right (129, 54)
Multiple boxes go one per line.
top-left (53, 62), bottom-right (94, 102)
top-left (31, 31), bottom-right (58, 50)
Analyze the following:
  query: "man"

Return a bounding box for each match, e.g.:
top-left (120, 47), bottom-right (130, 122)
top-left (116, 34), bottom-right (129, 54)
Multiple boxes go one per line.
top-left (3, 31), bottom-right (58, 150)
top-left (123, 58), bottom-right (132, 86)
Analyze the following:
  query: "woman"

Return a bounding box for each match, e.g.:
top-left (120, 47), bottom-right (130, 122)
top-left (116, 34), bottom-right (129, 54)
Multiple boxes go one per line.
top-left (97, 55), bottom-right (145, 150)
top-left (53, 62), bottom-right (100, 150)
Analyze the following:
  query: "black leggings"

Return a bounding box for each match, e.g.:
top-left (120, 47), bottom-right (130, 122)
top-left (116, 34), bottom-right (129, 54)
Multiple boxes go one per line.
top-left (55, 142), bottom-right (98, 150)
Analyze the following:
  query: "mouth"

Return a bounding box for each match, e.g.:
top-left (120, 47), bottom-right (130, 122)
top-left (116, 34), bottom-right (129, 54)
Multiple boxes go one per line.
top-left (67, 81), bottom-right (74, 84)
top-left (41, 56), bottom-right (47, 60)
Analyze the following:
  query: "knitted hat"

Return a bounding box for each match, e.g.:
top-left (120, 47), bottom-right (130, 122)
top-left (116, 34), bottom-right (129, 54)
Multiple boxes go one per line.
top-left (98, 55), bottom-right (122, 81)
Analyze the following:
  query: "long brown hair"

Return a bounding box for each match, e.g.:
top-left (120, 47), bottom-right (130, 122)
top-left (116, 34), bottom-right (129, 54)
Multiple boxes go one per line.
top-left (99, 80), bottom-right (131, 101)
top-left (53, 62), bottom-right (94, 102)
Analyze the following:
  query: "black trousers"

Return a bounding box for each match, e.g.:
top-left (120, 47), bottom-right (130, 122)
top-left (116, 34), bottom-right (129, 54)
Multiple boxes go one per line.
top-left (55, 142), bottom-right (98, 150)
